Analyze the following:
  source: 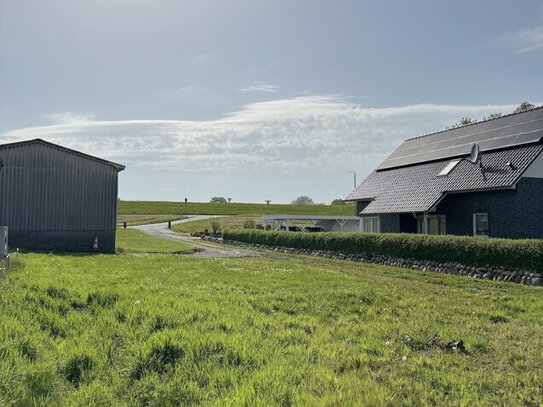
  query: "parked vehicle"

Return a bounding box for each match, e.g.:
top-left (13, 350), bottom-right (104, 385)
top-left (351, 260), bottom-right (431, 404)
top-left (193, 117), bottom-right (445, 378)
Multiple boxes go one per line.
top-left (301, 226), bottom-right (325, 233)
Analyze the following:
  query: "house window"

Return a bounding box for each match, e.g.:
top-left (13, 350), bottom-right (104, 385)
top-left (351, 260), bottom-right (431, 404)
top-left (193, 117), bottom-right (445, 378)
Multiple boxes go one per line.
top-left (473, 213), bottom-right (489, 237)
top-left (363, 216), bottom-right (380, 233)
top-left (417, 215), bottom-right (446, 235)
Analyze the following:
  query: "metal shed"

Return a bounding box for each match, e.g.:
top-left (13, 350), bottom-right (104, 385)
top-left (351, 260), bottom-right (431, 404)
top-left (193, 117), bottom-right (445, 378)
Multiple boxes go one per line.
top-left (0, 139), bottom-right (125, 252)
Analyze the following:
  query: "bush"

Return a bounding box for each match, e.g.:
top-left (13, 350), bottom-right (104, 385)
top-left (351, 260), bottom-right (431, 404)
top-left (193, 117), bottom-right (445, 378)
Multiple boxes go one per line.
top-left (209, 220), bottom-right (222, 234)
top-left (222, 230), bottom-right (543, 272)
top-left (242, 219), bottom-right (256, 229)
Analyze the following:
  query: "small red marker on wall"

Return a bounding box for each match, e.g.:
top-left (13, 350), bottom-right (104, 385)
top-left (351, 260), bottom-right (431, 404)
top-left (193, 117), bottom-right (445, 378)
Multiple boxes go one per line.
top-left (93, 237), bottom-right (99, 250)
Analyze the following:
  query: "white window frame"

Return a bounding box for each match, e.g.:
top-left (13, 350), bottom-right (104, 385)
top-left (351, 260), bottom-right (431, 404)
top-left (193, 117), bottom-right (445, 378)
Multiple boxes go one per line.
top-left (362, 216), bottom-right (380, 233)
top-left (473, 213), bottom-right (489, 238)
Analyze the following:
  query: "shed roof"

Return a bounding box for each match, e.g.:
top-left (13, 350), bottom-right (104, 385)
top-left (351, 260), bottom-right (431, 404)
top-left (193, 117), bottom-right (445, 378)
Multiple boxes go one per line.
top-left (377, 106), bottom-right (543, 170)
top-left (345, 143), bottom-right (543, 214)
top-left (0, 139), bottom-right (125, 171)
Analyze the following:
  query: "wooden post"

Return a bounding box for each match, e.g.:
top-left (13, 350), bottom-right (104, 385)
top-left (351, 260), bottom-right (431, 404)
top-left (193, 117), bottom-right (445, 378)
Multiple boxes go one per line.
top-left (123, 222), bottom-right (127, 229)
top-left (168, 221), bottom-right (171, 229)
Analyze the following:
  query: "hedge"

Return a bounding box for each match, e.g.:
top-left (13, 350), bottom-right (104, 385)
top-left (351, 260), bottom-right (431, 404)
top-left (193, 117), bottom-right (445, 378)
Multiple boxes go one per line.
top-left (223, 230), bottom-right (543, 272)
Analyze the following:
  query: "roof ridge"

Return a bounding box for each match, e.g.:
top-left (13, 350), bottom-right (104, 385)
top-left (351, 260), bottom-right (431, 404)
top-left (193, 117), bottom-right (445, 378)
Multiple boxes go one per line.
top-left (0, 138), bottom-right (125, 171)
top-left (406, 105), bottom-right (543, 142)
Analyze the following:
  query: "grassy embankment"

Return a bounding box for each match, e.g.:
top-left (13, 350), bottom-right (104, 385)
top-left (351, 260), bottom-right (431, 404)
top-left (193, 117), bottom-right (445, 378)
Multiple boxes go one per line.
top-left (119, 200), bottom-right (354, 233)
top-left (117, 215), bottom-right (187, 227)
top-left (118, 200), bottom-right (354, 216)
top-left (0, 250), bottom-right (542, 406)
top-left (115, 229), bottom-right (194, 254)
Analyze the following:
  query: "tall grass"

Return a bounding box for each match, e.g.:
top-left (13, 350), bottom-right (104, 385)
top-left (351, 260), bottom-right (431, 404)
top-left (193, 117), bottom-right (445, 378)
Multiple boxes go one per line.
top-left (0, 252), bottom-right (542, 405)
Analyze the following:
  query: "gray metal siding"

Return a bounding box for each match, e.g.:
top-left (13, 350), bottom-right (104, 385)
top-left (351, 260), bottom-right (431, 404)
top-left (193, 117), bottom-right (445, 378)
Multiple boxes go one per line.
top-left (0, 143), bottom-right (118, 232)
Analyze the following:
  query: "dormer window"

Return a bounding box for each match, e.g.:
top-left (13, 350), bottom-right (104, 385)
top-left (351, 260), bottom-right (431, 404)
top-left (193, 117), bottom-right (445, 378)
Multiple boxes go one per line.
top-left (437, 159), bottom-right (460, 176)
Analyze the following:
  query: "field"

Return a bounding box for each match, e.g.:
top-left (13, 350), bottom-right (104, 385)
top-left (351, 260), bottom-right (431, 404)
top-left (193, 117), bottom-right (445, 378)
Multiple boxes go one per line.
top-left (118, 200), bottom-right (354, 216)
top-left (117, 215), bottom-right (187, 227)
top-left (1, 249), bottom-right (542, 406)
top-left (115, 229), bottom-right (194, 254)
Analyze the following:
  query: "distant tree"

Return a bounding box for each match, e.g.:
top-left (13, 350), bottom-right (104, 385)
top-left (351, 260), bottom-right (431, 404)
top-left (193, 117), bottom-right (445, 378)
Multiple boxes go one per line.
top-left (482, 112), bottom-right (502, 121)
top-left (331, 199), bottom-right (345, 205)
top-left (447, 117), bottom-right (476, 129)
top-left (210, 196), bottom-right (227, 203)
top-left (514, 102), bottom-right (535, 113)
top-left (291, 196), bottom-right (314, 205)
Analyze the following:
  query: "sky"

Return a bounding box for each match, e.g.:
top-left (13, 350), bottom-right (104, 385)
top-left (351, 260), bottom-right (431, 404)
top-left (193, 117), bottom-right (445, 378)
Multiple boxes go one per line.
top-left (1, 0), bottom-right (542, 204)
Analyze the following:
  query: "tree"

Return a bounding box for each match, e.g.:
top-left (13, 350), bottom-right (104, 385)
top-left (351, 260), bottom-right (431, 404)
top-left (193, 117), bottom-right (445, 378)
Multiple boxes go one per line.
top-left (291, 196), bottom-right (314, 205)
top-left (447, 117), bottom-right (476, 129)
top-left (514, 102), bottom-right (535, 113)
top-left (210, 196), bottom-right (227, 203)
top-left (330, 199), bottom-right (345, 205)
top-left (482, 112), bottom-right (502, 121)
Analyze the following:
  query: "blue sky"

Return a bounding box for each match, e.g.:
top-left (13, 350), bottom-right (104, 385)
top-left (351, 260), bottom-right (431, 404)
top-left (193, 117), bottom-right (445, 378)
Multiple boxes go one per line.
top-left (1, 0), bottom-right (542, 203)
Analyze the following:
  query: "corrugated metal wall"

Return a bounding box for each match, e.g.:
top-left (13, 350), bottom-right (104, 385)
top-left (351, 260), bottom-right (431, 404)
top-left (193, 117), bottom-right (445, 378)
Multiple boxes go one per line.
top-left (0, 142), bottom-right (119, 232)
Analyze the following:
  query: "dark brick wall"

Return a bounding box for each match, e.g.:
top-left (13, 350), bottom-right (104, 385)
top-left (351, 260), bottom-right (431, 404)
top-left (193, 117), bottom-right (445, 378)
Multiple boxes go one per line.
top-left (9, 230), bottom-right (116, 253)
top-left (379, 214), bottom-right (401, 233)
top-left (436, 177), bottom-right (543, 239)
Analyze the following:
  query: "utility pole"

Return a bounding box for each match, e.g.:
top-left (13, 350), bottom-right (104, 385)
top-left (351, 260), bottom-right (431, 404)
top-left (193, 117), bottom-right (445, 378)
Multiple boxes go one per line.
top-left (346, 170), bottom-right (357, 188)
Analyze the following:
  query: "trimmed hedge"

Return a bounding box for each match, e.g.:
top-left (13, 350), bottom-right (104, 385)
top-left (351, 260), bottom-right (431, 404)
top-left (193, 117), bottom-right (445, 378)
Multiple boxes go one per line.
top-left (223, 230), bottom-right (543, 272)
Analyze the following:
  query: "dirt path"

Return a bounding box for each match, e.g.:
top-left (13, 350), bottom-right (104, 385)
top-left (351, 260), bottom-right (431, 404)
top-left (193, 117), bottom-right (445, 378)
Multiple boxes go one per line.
top-left (132, 216), bottom-right (264, 259)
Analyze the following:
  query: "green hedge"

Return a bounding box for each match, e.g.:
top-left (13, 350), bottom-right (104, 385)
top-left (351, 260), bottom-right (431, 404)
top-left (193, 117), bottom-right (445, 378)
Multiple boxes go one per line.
top-left (223, 230), bottom-right (543, 272)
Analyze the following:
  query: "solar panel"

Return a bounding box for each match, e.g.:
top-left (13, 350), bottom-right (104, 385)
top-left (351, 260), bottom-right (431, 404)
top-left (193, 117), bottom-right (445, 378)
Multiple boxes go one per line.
top-left (377, 107), bottom-right (543, 170)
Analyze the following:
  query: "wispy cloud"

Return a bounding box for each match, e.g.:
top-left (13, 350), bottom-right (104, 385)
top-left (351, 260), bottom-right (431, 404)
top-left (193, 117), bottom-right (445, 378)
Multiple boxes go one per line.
top-left (1, 97), bottom-right (516, 175)
top-left (238, 81), bottom-right (279, 93)
top-left (501, 24), bottom-right (543, 53)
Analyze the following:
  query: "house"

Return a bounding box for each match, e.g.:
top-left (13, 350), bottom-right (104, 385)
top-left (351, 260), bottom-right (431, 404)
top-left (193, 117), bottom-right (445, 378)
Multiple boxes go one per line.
top-left (0, 139), bottom-right (125, 252)
top-left (345, 107), bottom-right (543, 239)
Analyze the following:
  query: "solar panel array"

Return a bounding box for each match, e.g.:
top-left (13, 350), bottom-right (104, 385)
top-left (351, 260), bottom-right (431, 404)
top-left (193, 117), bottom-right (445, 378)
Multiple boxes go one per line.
top-left (377, 107), bottom-right (543, 171)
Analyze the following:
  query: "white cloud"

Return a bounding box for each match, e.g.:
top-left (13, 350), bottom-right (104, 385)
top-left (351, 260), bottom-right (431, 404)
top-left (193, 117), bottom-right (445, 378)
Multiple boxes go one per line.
top-left (501, 24), bottom-right (543, 53)
top-left (1, 97), bottom-right (517, 176)
top-left (239, 81), bottom-right (279, 93)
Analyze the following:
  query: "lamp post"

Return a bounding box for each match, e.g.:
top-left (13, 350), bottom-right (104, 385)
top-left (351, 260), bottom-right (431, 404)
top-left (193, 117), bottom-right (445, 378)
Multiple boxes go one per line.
top-left (346, 170), bottom-right (357, 188)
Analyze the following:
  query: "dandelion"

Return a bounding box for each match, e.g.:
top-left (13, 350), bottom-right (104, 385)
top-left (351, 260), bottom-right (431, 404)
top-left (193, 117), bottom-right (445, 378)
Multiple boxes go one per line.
top-left (402, 356), bottom-right (407, 361)
top-left (134, 300), bottom-right (141, 305)
top-left (385, 341), bottom-right (391, 346)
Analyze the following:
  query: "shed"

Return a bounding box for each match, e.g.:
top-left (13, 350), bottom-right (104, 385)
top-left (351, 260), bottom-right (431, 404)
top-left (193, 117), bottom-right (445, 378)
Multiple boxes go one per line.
top-left (0, 139), bottom-right (125, 252)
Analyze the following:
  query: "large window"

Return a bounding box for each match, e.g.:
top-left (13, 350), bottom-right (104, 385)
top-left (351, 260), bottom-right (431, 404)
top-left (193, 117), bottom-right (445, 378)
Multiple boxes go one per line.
top-left (473, 213), bottom-right (489, 237)
top-left (363, 216), bottom-right (380, 233)
top-left (417, 215), bottom-right (446, 235)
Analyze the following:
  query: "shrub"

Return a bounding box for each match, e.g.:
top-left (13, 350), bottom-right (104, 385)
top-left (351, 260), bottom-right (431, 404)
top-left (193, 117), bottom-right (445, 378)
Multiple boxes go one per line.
top-left (242, 219), bottom-right (256, 229)
top-left (222, 230), bottom-right (543, 272)
top-left (209, 220), bottom-right (222, 234)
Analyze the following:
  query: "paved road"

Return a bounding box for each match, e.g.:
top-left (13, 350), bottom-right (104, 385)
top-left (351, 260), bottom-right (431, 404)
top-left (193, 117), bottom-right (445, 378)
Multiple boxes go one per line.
top-left (132, 215), bottom-right (263, 258)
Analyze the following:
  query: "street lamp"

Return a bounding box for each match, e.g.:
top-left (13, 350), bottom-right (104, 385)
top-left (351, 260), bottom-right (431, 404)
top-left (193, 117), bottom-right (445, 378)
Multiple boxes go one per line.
top-left (346, 170), bottom-right (357, 188)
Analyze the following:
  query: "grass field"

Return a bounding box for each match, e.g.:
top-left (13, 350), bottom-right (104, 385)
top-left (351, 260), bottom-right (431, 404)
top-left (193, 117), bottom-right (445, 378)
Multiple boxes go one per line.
top-left (116, 229), bottom-right (194, 253)
top-left (117, 215), bottom-right (187, 227)
top-left (1, 250), bottom-right (542, 406)
top-left (172, 216), bottom-right (314, 234)
top-left (118, 200), bottom-right (354, 216)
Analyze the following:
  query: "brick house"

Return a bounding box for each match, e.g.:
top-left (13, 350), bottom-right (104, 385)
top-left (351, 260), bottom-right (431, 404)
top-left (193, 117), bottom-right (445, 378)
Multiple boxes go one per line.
top-left (345, 107), bottom-right (543, 239)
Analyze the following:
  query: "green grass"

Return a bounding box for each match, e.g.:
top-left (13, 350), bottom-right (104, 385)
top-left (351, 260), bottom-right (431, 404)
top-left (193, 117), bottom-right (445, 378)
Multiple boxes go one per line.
top-left (117, 214), bottom-right (187, 227)
top-left (115, 229), bottom-right (194, 253)
top-left (118, 200), bottom-right (354, 216)
top-left (173, 216), bottom-right (314, 234)
top-left (0, 251), bottom-right (542, 406)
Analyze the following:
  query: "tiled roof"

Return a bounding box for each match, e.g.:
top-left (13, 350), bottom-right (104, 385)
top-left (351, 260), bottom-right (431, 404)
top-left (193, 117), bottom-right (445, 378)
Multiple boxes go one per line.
top-left (345, 144), bottom-right (543, 214)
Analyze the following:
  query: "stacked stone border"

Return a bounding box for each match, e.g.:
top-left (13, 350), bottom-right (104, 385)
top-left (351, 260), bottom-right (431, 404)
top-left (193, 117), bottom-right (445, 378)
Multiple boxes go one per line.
top-left (202, 236), bottom-right (543, 287)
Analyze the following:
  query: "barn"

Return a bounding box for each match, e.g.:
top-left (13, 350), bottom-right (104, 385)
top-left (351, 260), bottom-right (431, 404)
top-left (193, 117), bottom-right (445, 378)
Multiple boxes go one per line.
top-left (345, 107), bottom-right (543, 239)
top-left (0, 139), bottom-right (125, 252)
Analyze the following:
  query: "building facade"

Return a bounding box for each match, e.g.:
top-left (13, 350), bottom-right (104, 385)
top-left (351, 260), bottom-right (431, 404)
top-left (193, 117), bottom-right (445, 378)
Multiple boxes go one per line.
top-left (0, 139), bottom-right (125, 252)
top-left (345, 107), bottom-right (543, 239)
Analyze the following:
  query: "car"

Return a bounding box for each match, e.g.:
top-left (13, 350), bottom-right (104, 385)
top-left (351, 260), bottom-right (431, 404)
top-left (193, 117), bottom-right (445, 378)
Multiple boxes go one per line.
top-left (279, 226), bottom-right (302, 232)
top-left (300, 226), bottom-right (326, 233)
